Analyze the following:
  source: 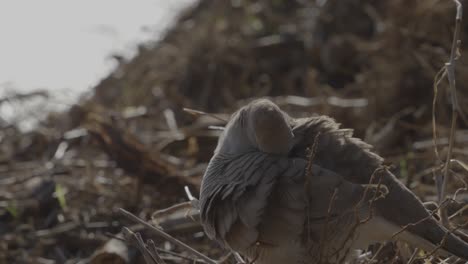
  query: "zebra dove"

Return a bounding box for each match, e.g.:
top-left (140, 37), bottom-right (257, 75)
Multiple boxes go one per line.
top-left (199, 99), bottom-right (468, 263)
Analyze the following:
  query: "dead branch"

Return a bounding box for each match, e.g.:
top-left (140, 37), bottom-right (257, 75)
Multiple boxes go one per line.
top-left (85, 115), bottom-right (200, 188)
top-left (437, 0), bottom-right (463, 227)
top-left (118, 208), bottom-right (217, 264)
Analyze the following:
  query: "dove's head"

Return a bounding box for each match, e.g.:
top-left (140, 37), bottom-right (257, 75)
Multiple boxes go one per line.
top-left (215, 99), bottom-right (293, 156)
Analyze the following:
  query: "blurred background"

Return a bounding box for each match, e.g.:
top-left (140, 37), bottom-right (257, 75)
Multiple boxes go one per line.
top-left (1, 0), bottom-right (468, 263)
top-left (0, 0), bottom-right (194, 130)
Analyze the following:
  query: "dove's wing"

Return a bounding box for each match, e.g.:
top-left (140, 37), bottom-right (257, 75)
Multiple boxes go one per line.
top-left (200, 149), bottom-right (388, 260)
top-left (290, 115), bottom-right (383, 181)
top-left (200, 149), bottom-right (404, 264)
top-left (199, 152), bottom-right (295, 251)
top-left (290, 115), bottom-right (468, 260)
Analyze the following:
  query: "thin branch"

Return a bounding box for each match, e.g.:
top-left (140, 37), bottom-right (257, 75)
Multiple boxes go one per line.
top-left (438, 0), bottom-right (463, 227)
top-left (147, 239), bottom-right (167, 264)
top-left (119, 208), bottom-right (217, 264)
top-left (304, 132), bottom-right (321, 245)
top-left (406, 248), bottom-right (419, 264)
top-left (151, 201), bottom-right (194, 226)
top-left (317, 188), bottom-right (338, 263)
top-left (183, 108), bottom-right (228, 123)
top-left (122, 227), bottom-right (161, 264)
top-left (432, 66), bottom-right (446, 162)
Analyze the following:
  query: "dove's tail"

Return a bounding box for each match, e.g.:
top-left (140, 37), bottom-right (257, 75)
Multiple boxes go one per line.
top-left (398, 228), bottom-right (467, 259)
top-left (376, 170), bottom-right (468, 260)
top-left (358, 215), bottom-right (468, 260)
top-left (406, 220), bottom-right (468, 260)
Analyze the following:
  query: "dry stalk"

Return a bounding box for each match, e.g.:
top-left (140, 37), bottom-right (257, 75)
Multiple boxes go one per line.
top-left (433, 0), bottom-right (463, 227)
top-left (365, 243), bottom-right (384, 264)
top-left (432, 66), bottom-right (446, 162)
top-left (390, 199), bottom-right (468, 262)
top-left (388, 246), bottom-right (400, 264)
top-left (449, 204), bottom-right (468, 221)
top-left (233, 252), bottom-right (246, 264)
top-left (317, 188), bottom-right (339, 264)
top-left (122, 227), bottom-right (166, 264)
top-left (151, 201), bottom-right (194, 227)
top-left (328, 167), bottom-right (387, 263)
top-left (119, 208), bottom-right (217, 264)
top-left (410, 220), bottom-right (468, 263)
top-left (147, 239), bottom-right (167, 264)
top-left (407, 248), bottom-right (419, 264)
top-left (450, 170), bottom-right (468, 201)
top-left (183, 107), bottom-right (228, 123)
top-left (391, 199), bottom-right (450, 240)
top-left (304, 132), bottom-right (321, 245)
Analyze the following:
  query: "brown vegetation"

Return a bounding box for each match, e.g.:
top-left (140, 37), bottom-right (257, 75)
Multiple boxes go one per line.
top-left (1, 0), bottom-right (468, 263)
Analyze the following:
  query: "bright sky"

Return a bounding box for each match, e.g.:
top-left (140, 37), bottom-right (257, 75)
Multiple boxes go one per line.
top-left (0, 0), bottom-right (194, 96)
top-left (0, 0), bottom-right (194, 129)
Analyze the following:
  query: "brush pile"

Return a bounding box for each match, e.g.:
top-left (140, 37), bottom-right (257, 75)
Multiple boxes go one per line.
top-left (1, 0), bottom-right (468, 263)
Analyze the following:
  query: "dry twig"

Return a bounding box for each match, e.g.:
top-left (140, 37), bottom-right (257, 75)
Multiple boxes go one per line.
top-left (119, 208), bottom-right (217, 264)
top-left (434, 0), bottom-right (464, 227)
